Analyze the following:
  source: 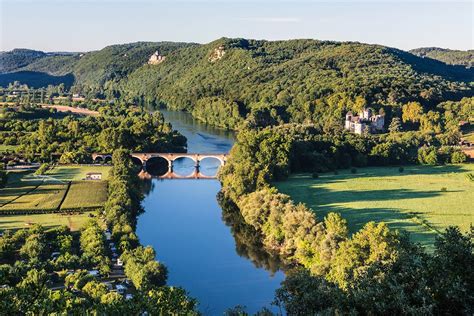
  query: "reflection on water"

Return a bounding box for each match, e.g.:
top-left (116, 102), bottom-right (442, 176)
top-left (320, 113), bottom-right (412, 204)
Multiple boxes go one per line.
top-left (136, 110), bottom-right (285, 315)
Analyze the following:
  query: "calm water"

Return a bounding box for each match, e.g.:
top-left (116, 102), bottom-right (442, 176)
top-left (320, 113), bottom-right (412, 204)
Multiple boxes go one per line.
top-left (136, 110), bottom-right (285, 315)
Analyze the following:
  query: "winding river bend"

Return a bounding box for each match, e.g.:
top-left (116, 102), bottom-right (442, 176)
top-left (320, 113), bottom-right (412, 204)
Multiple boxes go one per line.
top-left (136, 110), bottom-right (285, 315)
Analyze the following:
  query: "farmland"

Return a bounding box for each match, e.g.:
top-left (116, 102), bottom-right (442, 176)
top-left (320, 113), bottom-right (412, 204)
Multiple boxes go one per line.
top-left (0, 212), bottom-right (92, 231)
top-left (276, 164), bottom-right (474, 248)
top-left (0, 165), bottom-right (110, 230)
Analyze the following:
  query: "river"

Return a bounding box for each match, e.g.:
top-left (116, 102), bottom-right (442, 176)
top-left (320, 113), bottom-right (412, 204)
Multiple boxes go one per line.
top-left (136, 110), bottom-right (285, 315)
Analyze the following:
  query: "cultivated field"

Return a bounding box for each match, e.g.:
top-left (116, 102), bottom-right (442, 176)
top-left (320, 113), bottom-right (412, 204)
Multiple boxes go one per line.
top-left (61, 181), bottom-right (108, 209)
top-left (0, 166), bottom-right (110, 230)
top-left (0, 212), bottom-right (93, 231)
top-left (276, 164), bottom-right (474, 248)
top-left (0, 171), bottom-right (44, 207)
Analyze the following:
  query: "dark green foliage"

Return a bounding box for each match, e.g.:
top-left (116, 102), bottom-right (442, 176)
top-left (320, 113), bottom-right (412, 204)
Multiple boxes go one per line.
top-left (410, 47), bottom-right (474, 67)
top-left (0, 169), bottom-right (7, 188)
top-left (122, 38), bottom-right (472, 128)
top-left (0, 49), bottom-right (46, 73)
top-left (418, 146), bottom-right (439, 165)
top-left (3, 105), bottom-right (186, 162)
top-left (0, 71), bottom-right (75, 89)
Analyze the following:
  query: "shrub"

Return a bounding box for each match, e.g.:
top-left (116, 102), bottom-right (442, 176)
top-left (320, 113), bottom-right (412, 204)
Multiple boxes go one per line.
top-left (418, 146), bottom-right (439, 165)
top-left (333, 170), bottom-right (339, 175)
top-left (34, 163), bottom-right (50, 175)
top-left (351, 168), bottom-right (357, 174)
top-left (312, 172), bottom-right (319, 179)
top-left (451, 151), bottom-right (467, 164)
top-left (398, 167), bottom-right (404, 173)
top-left (440, 187), bottom-right (447, 192)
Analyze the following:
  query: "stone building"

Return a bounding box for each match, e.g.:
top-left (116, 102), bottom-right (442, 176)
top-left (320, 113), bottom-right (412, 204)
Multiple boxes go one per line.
top-left (148, 51), bottom-right (166, 65)
top-left (345, 108), bottom-right (385, 134)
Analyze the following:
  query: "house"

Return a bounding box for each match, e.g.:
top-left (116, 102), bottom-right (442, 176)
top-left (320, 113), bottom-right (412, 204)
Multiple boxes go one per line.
top-left (85, 172), bottom-right (102, 180)
top-left (345, 108), bottom-right (385, 134)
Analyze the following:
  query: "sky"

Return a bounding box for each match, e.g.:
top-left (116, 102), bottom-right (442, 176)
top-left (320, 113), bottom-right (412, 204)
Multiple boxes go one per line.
top-left (1, 0), bottom-right (472, 52)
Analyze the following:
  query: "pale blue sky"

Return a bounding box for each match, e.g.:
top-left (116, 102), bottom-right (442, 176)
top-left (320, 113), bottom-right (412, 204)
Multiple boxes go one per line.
top-left (1, 0), bottom-right (472, 52)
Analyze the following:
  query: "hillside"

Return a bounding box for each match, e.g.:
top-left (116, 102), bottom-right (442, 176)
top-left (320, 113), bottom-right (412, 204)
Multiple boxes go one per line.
top-left (410, 47), bottom-right (473, 67)
top-left (1, 42), bottom-right (193, 93)
top-left (0, 49), bottom-right (46, 73)
top-left (122, 38), bottom-right (473, 128)
top-left (1, 38), bottom-right (473, 129)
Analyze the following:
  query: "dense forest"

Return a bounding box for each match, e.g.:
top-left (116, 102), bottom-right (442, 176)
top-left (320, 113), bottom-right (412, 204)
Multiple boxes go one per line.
top-left (410, 47), bottom-right (474, 67)
top-left (1, 39), bottom-right (473, 129)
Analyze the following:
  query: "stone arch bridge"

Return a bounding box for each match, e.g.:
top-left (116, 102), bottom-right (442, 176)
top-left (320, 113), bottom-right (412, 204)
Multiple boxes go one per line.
top-left (92, 153), bottom-right (228, 179)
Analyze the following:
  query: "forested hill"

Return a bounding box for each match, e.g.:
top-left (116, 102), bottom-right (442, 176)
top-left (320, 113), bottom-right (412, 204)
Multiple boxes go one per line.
top-left (410, 47), bottom-right (473, 67)
top-left (0, 42), bottom-right (193, 90)
top-left (1, 38), bottom-right (473, 128)
top-left (0, 49), bottom-right (47, 73)
top-left (121, 38), bottom-right (473, 128)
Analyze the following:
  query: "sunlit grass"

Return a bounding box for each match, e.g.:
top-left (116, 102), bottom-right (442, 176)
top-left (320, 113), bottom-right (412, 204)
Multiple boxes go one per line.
top-left (276, 164), bottom-right (474, 248)
top-left (61, 181), bottom-right (108, 209)
top-left (0, 212), bottom-right (93, 231)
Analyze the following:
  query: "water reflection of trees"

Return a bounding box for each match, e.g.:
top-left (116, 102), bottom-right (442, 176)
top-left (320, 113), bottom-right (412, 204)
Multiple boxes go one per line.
top-left (140, 177), bottom-right (155, 196)
top-left (218, 192), bottom-right (285, 275)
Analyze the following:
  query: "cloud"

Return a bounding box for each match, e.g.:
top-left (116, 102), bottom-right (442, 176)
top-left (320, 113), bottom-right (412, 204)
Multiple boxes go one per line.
top-left (238, 17), bottom-right (301, 23)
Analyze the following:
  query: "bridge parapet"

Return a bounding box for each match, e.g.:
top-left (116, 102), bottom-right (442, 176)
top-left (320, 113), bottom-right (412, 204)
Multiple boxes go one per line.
top-left (92, 152), bottom-right (228, 179)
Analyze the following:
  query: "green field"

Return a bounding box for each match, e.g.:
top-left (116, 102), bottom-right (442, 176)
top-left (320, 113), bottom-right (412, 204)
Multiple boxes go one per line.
top-left (0, 166), bottom-right (110, 230)
top-left (0, 212), bottom-right (93, 231)
top-left (46, 165), bottom-right (111, 181)
top-left (0, 171), bottom-right (44, 206)
top-left (1, 182), bottom-right (67, 211)
top-left (276, 164), bottom-right (474, 248)
top-left (61, 181), bottom-right (108, 209)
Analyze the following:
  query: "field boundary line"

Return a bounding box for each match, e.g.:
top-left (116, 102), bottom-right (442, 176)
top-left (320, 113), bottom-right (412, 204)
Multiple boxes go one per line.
top-left (0, 178), bottom-right (45, 208)
top-left (56, 181), bottom-right (72, 211)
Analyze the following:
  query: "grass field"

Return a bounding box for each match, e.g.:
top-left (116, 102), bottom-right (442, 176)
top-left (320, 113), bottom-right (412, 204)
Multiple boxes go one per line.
top-left (0, 212), bottom-right (93, 231)
top-left (0, 166), bottom-right (110, 230)
top-left (46, 165), bottom-right (111, 181)
top-left (61, 181), bottom-right (108, 209)
top-left (1, 182), bottom-right (67, 211)
top-left (276, 164), bottom-right (474, 248)
top-left (0, 171), bottom-right (44, 206)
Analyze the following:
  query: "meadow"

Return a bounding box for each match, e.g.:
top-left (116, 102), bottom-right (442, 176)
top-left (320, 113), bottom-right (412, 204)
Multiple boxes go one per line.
top-left (0, 212), bottom-right (93, 231)
top-left (276, 164), bottom-right (474, 248)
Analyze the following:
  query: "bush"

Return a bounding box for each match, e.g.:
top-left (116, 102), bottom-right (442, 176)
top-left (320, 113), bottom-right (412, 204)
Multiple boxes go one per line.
top-left (441, 187), bottom-right (447, 192)
top-left (34, 163), bottom-right (50, 175)
top-left (333, 170), bottom-right (339, 175)
top-left (398, 167), bottom-right (404, 173)
top-left (451, 151), bottom-right (467, 164)
top-left (312, 172), bottom-right (319, 179)
top-left (351, 168), bottom-right (357, 174)
top-left (418, 146), bottom-right (439, 165)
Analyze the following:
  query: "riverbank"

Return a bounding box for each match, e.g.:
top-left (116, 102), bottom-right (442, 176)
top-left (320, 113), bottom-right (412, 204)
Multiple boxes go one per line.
top-left (137, 109), bottom-right (284, 314)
